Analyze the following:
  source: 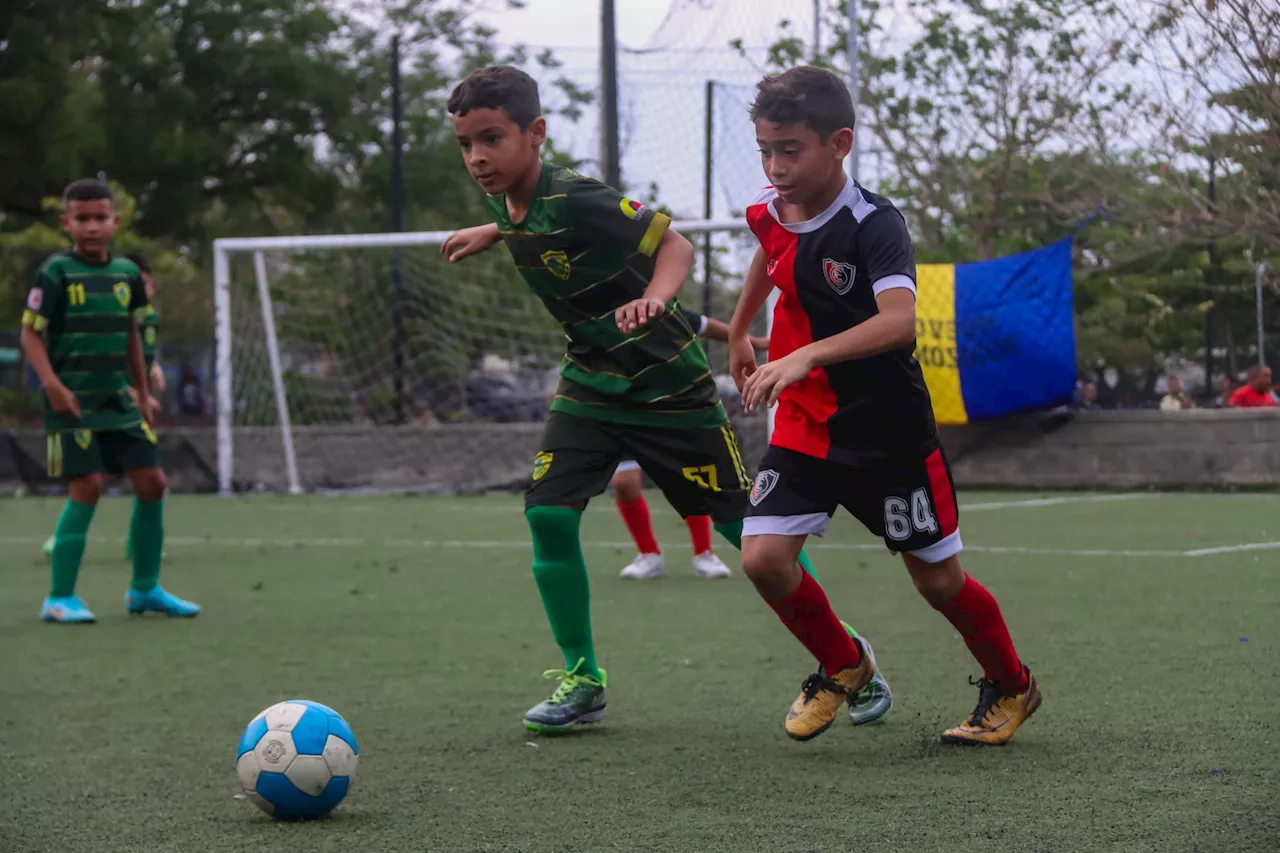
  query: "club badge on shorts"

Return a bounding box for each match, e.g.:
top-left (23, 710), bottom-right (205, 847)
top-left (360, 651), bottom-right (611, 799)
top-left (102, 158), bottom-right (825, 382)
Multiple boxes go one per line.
top-left (532, 451), bottom-right (553, 481)
top-left (750, 469), bottom-right (779, 506)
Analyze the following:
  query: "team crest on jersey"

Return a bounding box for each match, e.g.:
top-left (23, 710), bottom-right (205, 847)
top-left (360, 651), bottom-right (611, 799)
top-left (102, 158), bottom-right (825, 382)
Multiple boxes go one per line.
top-left (113, 282), bottom-right (132, 307)
top-left (766, 258), bottom-right (778, 277)
top-left (27, 288), bottom-right (43, 310)
top-left (619, 198), bottom-right (646, 220)
top-left (750, 469), bottom-right (780, 506)
top-left (822, 258), bottom-right (856, 295)
top-left (73, 429), bottom-right (93, 450)
top-left (541, 250), bottom-right (571, 281)
top-left (532, 451), bottom-right (553, 481)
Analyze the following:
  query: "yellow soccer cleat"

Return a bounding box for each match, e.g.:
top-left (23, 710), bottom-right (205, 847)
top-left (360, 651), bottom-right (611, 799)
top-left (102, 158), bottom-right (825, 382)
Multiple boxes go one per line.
top-left (784, 644), bottom-right (875, 742)
top-left (941, 667), bottom-right (1042, 746)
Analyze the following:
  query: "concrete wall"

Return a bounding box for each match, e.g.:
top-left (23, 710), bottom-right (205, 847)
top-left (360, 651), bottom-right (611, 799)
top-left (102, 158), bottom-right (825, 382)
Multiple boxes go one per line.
top-left (4, 409), bottom-right (1278, 493)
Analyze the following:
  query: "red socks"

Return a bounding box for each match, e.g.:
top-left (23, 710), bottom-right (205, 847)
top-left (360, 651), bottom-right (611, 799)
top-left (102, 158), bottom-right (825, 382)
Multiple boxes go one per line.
top-left (685, 515), bottom-right (712, 554)
top-left (617, 497), bottom-right (716, 558)
top-left (616, 496), bottom-right (660, 555)
top-left (934, 572), bottom-right (1027, 694)
top-left (767, 571), bottom-right (862, 673)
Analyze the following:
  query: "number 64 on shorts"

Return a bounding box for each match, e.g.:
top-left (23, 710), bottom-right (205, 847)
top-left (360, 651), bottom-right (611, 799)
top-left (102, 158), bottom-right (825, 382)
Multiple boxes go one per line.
top-left (743, 444), bottom-right (962, 563)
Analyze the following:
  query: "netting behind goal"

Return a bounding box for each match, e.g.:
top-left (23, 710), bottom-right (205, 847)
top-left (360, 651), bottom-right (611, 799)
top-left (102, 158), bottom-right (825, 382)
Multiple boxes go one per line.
top-left (213, 222), bottom-right (755, 494)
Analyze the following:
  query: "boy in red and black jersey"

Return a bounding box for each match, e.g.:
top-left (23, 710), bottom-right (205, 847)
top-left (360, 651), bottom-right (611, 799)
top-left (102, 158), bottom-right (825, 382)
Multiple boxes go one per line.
top-left (728, 67), bottom-right (1042, 745)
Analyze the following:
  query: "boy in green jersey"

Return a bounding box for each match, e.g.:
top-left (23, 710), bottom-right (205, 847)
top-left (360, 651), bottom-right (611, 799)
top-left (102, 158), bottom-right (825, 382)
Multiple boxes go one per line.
top-left (442, 66), bottom-right (890, 733)
top-left (22, 179), bottom-right (198, 623)
top-left (41, 251), bottom-right (166, 562)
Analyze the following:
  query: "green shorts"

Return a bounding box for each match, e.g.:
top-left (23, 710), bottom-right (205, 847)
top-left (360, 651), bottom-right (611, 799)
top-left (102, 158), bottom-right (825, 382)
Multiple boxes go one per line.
top-left (525, 412), bottom-right (750, 524)
top-left (46, 423), bottom-right (162, 480)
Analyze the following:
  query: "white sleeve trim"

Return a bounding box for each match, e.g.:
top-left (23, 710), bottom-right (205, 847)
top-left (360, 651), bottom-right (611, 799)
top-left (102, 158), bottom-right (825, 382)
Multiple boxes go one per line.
top-left (697, 315), bottom-right (709, 336)
top-left (871, 274), bottom-right (916, 297)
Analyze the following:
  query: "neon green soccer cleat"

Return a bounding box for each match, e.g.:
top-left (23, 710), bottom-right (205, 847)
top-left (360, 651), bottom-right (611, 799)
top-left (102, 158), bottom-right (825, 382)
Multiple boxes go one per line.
top-left (843, 621), bottom-right (893, 726)
top-left (522, 659), bottom-right (607, 733)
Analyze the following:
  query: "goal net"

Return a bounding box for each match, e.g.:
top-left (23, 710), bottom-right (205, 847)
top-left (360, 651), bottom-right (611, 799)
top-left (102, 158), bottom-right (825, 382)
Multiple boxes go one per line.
top-left (212, 221), bottom-right (758, 495)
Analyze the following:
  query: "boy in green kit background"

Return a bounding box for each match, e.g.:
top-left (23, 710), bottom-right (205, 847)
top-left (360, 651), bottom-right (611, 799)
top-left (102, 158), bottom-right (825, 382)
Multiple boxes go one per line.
top-left (21, 179), bottom-right (198, 624)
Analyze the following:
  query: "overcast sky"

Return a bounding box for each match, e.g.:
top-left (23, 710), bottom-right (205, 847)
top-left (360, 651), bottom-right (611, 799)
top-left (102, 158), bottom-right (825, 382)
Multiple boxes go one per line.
top-left (470, 0), bottom-right (847, 220)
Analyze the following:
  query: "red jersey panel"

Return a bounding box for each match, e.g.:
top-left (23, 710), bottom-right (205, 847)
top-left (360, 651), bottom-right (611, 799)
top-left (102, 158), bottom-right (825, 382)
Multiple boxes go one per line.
top-left (746, 178), bottom-right (937, 464)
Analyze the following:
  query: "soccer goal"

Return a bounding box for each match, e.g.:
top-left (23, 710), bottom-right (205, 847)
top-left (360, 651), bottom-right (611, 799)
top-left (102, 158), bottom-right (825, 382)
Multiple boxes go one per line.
top-left (211, 220), bottom-right (761, 495)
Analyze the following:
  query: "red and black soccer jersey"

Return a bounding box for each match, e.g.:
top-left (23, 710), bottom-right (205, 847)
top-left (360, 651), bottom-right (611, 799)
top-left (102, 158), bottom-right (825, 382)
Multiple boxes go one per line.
top-left (746, 177), bottom-right (937, 465)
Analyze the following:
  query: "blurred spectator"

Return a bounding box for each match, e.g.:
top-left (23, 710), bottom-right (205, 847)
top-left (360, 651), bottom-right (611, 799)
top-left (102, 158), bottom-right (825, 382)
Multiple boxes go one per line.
top-left (1075, 381), bottom-right (1100, 410)
top-left (1211, 375), bottom-right (1235, 408)
top-left (1159, 375), bottom-right (1196, 411)
top-left (1227, 365), bottom-right (1276, 408)
top-left (177, 363), bottom-right (205, 418)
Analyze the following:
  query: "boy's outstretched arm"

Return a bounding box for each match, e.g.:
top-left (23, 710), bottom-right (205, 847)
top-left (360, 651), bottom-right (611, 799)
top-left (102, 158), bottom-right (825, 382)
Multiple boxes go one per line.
top-left (617, 228), bottom-right (694, 333)
top-left (441, 222), bottom-right (502, 262)
top-left (700, 317), bottom-right (769, 351)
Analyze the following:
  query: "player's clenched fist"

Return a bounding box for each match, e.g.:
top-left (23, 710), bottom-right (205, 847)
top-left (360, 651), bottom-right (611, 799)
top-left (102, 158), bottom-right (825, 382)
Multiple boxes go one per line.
top-left (441, 223), bottom-right (502, 262)
top-left (615, 297), bottom-right (667, 334)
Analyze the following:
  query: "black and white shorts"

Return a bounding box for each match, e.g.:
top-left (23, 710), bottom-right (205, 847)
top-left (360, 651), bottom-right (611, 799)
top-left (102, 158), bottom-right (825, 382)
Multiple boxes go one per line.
top-left (743, 443), bottom-right (962, 563)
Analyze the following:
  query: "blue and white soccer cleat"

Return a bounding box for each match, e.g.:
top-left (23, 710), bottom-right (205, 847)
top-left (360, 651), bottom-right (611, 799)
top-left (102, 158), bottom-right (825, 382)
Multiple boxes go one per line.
top-left (40, 595), bottom-right (97, 624)
top-left (125, 586), bottom-right (201, 617)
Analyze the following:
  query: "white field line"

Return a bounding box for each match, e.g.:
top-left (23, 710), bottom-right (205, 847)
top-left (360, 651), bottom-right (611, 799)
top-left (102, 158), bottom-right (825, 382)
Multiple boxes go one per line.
top-left (1, 534), bottom-right (1275, 560)
top-left (961, 493), bottom-right (1154, 511)
top-left (168, 491), bottom-right (1163, 513)
top-left (1181, 541), bottom-right (1280, 557)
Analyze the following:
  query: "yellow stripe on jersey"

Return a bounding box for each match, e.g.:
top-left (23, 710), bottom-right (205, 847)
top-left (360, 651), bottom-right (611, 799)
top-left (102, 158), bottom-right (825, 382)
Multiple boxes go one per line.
top-left (22, 310), bottom-right (48, 331)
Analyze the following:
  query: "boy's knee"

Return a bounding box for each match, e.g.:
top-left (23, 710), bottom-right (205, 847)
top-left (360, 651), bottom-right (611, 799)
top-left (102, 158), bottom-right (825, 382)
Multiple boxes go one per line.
top-left (525, 505), bottom-right (584, 560)
top-left (741, 537), bottom-right (801, 598)
top-left (69, 476), bottom-right (103, 504)
top-left (904, 553), bottom-right (965, 607)
top-left (610, 469), bottom-right (642, 501)
top-left (132, 468), bottom-right (167, 502)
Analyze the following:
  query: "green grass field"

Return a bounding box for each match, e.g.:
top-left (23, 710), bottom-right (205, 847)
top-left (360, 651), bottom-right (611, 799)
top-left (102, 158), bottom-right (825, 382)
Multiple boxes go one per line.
top-left (2, 490), bottom-right (1277, 853)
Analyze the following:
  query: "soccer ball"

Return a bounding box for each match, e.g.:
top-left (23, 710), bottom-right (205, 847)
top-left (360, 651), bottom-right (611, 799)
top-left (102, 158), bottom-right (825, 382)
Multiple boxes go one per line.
top-left (236, 700), bottom-right (359, 820)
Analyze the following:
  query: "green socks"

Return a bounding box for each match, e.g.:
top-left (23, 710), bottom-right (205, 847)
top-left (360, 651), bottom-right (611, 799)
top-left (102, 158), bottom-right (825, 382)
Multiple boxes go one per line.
top-left (713, 518), bottom-right (820, 582)
top-left (796, 547), bottom-right (819, 581)
top-left (713, 518), bottom-right (744, 550)
top-left (525, 506), bottom-right (599, 678)
top-left (50, 500), bottom-right (96, 597)
top-left (129, 498), bottom-right (165, 592)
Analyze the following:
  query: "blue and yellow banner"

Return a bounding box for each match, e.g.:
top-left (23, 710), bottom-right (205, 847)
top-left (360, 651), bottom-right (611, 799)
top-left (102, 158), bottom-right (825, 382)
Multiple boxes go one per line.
top-left (914, 238), bottom-right (1076, 425)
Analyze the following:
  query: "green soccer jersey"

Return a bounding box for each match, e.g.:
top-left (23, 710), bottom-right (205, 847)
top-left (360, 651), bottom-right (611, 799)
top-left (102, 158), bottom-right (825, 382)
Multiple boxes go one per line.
top-left (488, 163), bottom-right (727, 429)
top-left (138, 304), bottom-right (160, 370)
top-left (23, 250), bottom-right (149, 432)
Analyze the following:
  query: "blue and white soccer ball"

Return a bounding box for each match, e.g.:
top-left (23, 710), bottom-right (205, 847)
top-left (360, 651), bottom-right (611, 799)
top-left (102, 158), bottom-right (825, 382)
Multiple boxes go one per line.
top-left (236, 700), bottom-right (359, 820)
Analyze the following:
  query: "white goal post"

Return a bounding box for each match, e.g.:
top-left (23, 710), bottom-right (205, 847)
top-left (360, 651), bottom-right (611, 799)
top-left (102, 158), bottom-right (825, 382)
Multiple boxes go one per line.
top-left (212, 219), bottom-right (774, 496)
